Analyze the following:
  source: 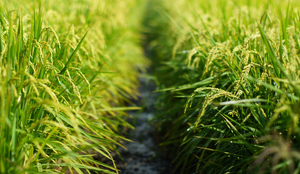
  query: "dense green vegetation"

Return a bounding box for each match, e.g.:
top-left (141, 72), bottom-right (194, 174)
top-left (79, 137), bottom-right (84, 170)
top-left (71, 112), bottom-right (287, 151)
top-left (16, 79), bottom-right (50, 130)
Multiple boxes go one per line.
top-left (0, 0), bottom-right (148, 173)
top-left (145, 0), bottom-right (300, 173)
top-left (3, 0), bottom-right (300, 173)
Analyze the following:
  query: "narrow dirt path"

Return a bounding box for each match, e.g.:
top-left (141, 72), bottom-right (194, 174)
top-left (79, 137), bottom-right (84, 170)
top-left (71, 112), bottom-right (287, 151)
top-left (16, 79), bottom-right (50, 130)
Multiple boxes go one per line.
top-left (116, 77), bottom-right (173, 174)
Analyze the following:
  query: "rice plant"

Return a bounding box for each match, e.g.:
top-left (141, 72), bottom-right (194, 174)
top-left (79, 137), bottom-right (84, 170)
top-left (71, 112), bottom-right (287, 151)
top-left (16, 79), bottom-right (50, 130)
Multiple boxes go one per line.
top-left (145, 0), bottom-right (300, 173)
top-left (0, 0), bottom-right (148, 173)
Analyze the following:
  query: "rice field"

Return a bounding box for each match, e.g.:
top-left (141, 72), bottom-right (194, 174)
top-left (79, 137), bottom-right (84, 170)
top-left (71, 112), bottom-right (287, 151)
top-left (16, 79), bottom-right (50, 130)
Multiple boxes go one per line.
top-left (144, 0), bottom-right (300, 173)
top-left (0, 0), bottom-right (148, 173)
top-left (2, 0), bottom-right (300, 173)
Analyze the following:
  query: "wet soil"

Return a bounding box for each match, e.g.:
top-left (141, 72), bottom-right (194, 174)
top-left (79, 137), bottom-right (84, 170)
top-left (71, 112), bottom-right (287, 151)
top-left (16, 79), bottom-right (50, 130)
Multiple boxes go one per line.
top-left (115, 77), bottom-right (174, 174)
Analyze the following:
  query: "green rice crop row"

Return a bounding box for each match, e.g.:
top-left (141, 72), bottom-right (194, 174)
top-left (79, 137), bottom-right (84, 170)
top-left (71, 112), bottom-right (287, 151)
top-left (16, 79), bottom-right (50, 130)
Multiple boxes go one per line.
top-left (0, 0), bottom-right (148, 173)
top-left (145, 0), bottom-right (300, 173)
